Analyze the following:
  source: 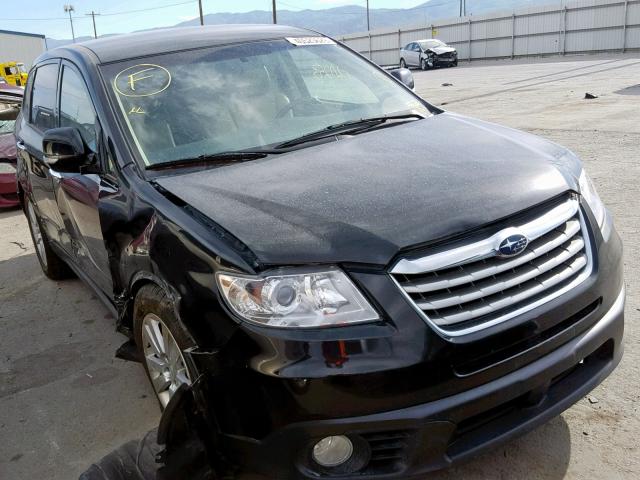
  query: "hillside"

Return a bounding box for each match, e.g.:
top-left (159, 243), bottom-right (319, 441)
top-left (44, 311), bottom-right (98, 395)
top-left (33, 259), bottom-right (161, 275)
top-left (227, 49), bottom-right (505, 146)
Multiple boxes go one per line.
top-left (47, 0), bottom-right (556, 48)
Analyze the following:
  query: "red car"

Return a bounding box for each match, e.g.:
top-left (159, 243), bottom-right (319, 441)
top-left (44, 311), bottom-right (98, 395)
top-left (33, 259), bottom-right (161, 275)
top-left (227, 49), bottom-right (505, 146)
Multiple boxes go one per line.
top-left (0, 82), bottom-right (22, 208)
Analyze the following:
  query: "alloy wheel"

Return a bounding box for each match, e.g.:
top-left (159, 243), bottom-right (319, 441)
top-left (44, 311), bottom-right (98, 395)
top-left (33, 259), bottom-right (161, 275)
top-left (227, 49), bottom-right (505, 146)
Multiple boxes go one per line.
top-left (141, 313), bottom-right (191, 407)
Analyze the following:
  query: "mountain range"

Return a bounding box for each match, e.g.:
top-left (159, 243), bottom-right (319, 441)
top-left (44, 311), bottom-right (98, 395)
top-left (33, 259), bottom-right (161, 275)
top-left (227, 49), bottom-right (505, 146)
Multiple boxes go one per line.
top-left (46, 0), bottom-right (556, 49)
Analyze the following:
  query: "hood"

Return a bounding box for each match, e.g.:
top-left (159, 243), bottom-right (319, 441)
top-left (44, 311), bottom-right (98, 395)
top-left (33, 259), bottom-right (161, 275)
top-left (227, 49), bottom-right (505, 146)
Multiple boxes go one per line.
top-left (0, 133), bottom-right (16, 160)
top-left (431, 46), bottom-right (456, 55)
top-left (155, 113), bottom-right (579, 268)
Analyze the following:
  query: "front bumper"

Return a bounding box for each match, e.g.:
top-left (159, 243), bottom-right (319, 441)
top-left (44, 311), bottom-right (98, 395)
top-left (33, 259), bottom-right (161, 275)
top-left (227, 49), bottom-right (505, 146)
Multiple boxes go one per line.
top-left (225, 286), bottom-right (624, 479)
top-left (435, 55), bottom-right (457, 65)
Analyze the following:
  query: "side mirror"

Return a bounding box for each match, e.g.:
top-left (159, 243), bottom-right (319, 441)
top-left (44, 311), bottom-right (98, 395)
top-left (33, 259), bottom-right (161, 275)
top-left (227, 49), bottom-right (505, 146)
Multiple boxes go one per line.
top-left (42, 127), bottom-right (90, 172)
top-left (389, 67), bottom-right (415, 90)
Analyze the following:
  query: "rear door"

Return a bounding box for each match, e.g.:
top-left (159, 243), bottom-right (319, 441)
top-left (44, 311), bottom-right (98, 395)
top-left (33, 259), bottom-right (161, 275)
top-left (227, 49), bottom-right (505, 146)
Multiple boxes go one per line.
top-left (53, 61), bottom-right (114, 295)
top-left (15, 61), bottom-right (67, 246)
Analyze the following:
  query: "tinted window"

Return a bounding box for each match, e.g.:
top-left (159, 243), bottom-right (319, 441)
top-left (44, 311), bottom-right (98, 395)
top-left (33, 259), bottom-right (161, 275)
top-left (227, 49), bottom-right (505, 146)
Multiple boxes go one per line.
top-left (60, 66), bottom-right (97, 151)
top-left (30, 63), bottom-right (58, 131)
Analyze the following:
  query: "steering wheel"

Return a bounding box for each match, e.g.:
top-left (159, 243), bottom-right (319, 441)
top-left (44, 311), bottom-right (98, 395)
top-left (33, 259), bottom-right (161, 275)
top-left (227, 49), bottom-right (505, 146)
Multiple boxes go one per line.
top-left (276, 102), bottom-right (294, 119)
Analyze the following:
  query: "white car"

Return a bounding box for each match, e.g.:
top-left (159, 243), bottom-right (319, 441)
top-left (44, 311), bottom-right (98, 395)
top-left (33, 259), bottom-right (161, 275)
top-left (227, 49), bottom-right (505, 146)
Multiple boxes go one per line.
top-left (399, 39), bottom-right (458, 70)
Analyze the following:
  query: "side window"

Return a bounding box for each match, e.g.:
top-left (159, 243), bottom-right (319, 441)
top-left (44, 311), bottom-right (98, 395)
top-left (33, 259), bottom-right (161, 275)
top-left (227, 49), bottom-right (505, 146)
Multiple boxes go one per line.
top-left (59, 66), bottom-right (97, 152)
top-left (30, 63), bottom-right (58, 131)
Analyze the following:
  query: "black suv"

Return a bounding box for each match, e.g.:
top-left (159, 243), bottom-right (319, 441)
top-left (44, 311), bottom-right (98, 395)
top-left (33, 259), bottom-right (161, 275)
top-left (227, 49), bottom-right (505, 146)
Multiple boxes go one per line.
top-left (16, 25), bottom-right (624, 479)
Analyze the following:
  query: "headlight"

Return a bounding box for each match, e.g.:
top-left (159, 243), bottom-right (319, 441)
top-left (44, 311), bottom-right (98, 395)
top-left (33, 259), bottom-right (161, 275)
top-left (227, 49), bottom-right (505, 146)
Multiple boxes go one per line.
top-left (216, 267), bottom-right (380, 328)
top-left (578, 169), bottom-right (606, 229)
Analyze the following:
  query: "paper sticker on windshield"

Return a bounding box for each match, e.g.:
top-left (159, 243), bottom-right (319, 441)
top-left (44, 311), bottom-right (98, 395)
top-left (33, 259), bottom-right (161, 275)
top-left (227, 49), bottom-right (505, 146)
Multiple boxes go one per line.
top-left (114, 64), bottom-right (172, 97)
top-left (285, 37), bottom-right (336, 46)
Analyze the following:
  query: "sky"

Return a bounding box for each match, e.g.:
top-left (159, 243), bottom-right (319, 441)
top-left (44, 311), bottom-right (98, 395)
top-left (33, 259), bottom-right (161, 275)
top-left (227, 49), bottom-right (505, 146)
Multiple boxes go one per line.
top-left (0, 0), bottom-right (427, 39)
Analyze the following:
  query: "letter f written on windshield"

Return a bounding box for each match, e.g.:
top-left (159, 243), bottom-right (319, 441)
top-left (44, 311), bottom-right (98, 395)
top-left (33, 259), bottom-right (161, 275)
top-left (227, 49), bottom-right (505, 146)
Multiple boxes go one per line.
top-left (128, 68), bottom-right (155, 91)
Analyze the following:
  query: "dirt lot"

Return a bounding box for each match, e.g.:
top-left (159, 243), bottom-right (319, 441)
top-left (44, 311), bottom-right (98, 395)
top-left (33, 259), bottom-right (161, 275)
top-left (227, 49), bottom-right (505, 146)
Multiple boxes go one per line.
top-left (1, 54), bottom-right (639, 479)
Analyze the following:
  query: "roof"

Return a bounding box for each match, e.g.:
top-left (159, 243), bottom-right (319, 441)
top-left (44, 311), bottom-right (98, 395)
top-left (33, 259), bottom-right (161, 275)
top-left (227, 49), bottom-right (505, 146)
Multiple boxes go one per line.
top-left (0, 29), bottom-right (46, 39)
top-left (63, 24), bottom-right (318, 64)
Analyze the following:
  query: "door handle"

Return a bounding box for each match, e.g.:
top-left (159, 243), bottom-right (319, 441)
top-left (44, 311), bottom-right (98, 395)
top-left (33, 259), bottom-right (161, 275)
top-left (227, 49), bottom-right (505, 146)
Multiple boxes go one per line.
top-left (16, 140), bottom-right (26, 151)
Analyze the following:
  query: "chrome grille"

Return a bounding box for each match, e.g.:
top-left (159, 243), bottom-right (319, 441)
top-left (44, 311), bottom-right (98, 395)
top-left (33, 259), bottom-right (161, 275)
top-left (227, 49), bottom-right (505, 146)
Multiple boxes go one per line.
top-left (391, 197), bottom-right (592, 336)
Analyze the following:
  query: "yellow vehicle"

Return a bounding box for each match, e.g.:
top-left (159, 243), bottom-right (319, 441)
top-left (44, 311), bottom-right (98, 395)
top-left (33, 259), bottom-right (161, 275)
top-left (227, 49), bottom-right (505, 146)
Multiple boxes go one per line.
top-left (0, 62), bottom-right (28, 87)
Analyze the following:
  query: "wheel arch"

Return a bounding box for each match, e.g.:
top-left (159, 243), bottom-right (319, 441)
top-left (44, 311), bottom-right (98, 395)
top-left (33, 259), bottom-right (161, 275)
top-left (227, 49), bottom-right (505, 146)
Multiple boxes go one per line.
top-left (123, 272), bottom-right (183, 337)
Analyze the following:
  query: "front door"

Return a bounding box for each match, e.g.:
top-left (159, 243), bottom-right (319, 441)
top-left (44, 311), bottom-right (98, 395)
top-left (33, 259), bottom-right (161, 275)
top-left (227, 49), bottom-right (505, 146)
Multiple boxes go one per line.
top-left (52, 61), bottom-right (114, 295)
top-left (409, 43), bottom-right (421, 66)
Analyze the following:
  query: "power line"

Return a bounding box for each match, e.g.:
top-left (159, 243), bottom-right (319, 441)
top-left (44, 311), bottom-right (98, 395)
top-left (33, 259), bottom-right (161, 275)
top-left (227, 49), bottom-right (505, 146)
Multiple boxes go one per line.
top-left (277, 1), bottom-right (368, 15)
top-left (0, 0), bottom-right (197, 21)
top-left (98, 1), bottom-right (198, 17)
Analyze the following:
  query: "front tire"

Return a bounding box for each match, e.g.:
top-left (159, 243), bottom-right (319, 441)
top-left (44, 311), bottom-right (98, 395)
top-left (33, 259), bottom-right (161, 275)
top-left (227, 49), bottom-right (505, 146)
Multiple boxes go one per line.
top-left (420, 58), bottom-right (427, 70)
top-left (134, 284), bottom-right (195, 409)
top-left (25, 199), bottom-right (73, 280)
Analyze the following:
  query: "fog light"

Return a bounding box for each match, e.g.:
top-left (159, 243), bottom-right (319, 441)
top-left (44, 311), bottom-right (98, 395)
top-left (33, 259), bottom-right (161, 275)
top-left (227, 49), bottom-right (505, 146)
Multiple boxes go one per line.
top-left (312, 435), bottom-right (353, 467)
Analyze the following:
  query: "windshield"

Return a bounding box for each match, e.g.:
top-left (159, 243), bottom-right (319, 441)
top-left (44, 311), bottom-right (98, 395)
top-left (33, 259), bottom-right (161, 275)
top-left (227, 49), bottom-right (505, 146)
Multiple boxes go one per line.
top-left (419, 40), bottom-right (446, 49)
top-left (102, 38), bottom-right (429, 166)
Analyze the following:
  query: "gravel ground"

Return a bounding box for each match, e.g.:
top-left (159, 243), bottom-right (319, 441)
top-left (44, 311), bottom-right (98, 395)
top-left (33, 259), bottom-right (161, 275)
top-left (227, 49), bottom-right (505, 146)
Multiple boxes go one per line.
top-left (0, 54), bottom-right (638, 479)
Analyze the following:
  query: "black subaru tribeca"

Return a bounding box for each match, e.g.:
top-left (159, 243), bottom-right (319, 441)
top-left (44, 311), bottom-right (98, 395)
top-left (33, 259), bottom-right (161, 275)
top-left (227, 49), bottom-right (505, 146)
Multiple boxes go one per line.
top-left (16, 25), bottom-right (624, 479)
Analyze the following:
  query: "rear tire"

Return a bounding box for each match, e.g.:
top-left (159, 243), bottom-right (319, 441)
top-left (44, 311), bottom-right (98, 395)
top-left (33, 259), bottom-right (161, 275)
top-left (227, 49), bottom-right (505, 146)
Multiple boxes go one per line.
top-left (25, 199), bottom-right (73, 280)
top-left (399, 58), bottom-right (406, 68)
top-left (134, 284), bottom-right (196, 410)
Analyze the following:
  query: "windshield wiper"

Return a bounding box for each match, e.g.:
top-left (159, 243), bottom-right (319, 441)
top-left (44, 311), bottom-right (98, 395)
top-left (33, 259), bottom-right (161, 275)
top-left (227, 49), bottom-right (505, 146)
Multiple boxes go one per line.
top-left (146, 151), bottom-right (269, 170)
top-left (274, 113), bottom-right (424, 149)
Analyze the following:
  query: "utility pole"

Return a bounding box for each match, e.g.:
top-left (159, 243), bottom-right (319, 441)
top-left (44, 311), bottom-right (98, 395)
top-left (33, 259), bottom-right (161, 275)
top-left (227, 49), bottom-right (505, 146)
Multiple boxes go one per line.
top-left (198, 0), bottom-right (204, 26)
top-left (63, 4), bottom-right (75, 43)
top-left (272, 0), bottom-right (277, 24)
top-left (85, 11), bottom-right (100, 38)
top-left (366, 0), bottom-right (370, 31)
top-left (459, 0), bottom-right (463, 16)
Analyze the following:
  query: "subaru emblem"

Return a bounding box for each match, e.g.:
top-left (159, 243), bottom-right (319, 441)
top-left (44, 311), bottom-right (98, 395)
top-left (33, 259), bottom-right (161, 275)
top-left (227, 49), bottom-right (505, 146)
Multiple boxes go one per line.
top-left (497, 233), bottom-right (529, 258)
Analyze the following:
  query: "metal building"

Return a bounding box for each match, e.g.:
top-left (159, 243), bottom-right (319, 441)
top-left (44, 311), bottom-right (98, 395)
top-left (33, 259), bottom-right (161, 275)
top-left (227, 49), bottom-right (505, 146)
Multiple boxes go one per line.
top-left (0, 29), bottom-right (47, 70)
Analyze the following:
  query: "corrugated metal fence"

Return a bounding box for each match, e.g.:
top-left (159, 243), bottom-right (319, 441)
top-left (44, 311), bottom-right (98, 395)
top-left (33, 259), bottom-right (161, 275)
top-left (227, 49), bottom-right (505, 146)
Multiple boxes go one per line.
top-left (337, 0), bottom-right (640, 66)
